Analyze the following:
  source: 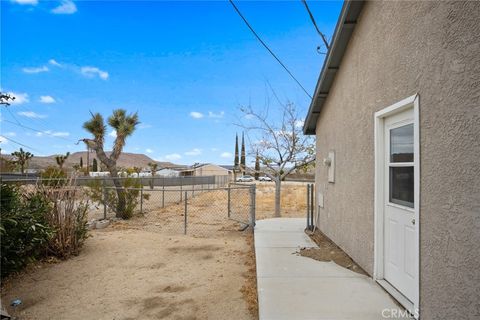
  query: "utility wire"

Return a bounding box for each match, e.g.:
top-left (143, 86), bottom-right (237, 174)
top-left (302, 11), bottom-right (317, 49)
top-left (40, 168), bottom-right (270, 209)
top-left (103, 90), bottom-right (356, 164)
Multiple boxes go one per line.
top-left (229, 0), bottom-right (312, 99)
top-left (301, 0), bottom-right (329, 50)
top-left (1, 118), bottom-right (75, 143)
top-left (0, 135), bottom-right (43, 153)
top-left (3, 106), bottom-right (23, 126)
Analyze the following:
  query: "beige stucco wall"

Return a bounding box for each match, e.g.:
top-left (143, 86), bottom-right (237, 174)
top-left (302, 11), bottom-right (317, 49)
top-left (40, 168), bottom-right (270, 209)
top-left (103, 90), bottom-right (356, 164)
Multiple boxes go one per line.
top-left (314, 1), bottom-right (480, 319)
top-left (194, 164), bottom-right (230, 177)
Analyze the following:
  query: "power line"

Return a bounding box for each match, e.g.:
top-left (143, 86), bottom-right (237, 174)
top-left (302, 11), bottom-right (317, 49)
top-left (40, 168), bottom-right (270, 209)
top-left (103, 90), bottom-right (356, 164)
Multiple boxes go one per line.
top-left (301, 0), bottom-right (329, 50)
top-left (2, 118), bottom-right (75, 143)
top-left (228, 0), bottom-right (313, 99)
top-left (3, 106), bottom-right (23, 126)
top-left (0, 135), bottom-right (43, 153)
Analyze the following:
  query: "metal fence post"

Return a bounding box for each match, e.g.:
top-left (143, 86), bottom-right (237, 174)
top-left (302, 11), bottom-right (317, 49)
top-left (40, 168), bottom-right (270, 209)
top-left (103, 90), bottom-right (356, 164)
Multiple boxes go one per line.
top-left (310, 184), bottom-right (314, 230)
top-left (180, 178), bottom-right (183, 202)
top-left (103, 181), bottom-right (107, 220)
top-left (306, 184), bottom-right (310, 230)
top-left (227, 183), bottom-right (231, 218)
top-left (184, 191), bottom-right (188, 235)
top-left (140, 186), bottom-right (144, 214)
top-left (162, 185), bottom-right (165, 208)
top-left (249, 184), bottom-right (256, 229)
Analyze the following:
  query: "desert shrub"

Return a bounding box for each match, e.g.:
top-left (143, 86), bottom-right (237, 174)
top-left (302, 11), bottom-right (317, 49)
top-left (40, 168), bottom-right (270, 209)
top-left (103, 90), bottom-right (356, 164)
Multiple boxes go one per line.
top-left (39, 184), bottom-right (90, 258)
top-left (0, 181), bottom-right (90, 278)
top-left (0, 184), bottom-right (53, 278)
top-left (86, 178), bottom-right (149, 219)
top-left (41, 166), bottom-right (67, 187)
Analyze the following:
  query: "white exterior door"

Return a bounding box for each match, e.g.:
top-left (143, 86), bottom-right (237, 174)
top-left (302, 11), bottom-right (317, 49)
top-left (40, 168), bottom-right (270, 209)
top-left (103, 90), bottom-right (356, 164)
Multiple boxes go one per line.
top-left (383, 108), bottom-right (417, 303)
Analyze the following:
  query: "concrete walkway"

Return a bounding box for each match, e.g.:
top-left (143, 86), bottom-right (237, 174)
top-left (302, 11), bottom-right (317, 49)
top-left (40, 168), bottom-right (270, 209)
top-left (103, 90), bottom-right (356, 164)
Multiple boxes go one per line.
top-left (254, 218), bottom-right (401, 320)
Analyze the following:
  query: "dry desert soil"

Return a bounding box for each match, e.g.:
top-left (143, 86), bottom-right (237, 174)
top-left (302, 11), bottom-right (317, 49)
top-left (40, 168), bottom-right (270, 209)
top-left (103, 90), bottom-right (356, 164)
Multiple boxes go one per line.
top-left (1, 181), bottom-right (308, 320)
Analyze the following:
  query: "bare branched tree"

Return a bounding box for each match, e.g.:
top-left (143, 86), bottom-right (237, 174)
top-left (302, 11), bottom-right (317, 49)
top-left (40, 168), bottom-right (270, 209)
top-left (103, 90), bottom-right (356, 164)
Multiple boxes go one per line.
top-left (238, 96), bottom-right (315, 217)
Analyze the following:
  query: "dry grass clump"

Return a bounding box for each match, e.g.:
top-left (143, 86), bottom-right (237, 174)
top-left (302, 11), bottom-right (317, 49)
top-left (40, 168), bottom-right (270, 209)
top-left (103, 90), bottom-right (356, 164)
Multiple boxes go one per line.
top-left (240, 233), bottom-right (259, 319)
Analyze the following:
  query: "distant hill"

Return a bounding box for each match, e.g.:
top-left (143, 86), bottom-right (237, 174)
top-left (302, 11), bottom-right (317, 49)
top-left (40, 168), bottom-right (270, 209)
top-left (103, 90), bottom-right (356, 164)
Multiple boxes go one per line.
top-left (4, 152), bottom-right (177, 171)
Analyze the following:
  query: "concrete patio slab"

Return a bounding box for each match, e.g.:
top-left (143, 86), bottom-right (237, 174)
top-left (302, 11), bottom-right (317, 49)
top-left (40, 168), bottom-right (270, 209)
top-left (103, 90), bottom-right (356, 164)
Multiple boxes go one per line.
top-left (254, 231), bottom-right (316, 248)
top-left (255, 218), bottom-right (402, 320)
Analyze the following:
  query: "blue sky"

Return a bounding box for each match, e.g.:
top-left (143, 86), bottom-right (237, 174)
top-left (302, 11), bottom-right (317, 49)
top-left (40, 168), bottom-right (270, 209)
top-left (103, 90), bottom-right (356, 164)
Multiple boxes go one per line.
top-left (1, 0), bottom-right (342, 165)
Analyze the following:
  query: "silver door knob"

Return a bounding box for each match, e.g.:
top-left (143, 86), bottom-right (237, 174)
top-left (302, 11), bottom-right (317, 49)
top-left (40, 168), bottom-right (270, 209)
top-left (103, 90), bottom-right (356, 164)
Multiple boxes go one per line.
top-left (411, 218), bottom-right (416, 225)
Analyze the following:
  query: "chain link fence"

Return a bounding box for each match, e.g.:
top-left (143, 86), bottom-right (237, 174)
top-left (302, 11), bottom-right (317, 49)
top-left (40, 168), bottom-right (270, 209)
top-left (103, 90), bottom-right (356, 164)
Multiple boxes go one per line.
top-left (99, 184), bottom-right (255, 236)
top-left (2, 176), bottom-right (255, 236)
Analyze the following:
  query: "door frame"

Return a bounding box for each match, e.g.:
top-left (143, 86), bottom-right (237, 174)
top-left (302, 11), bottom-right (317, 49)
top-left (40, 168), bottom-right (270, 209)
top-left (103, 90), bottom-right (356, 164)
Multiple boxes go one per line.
top-left (373, 94), bottom-right (420, 318)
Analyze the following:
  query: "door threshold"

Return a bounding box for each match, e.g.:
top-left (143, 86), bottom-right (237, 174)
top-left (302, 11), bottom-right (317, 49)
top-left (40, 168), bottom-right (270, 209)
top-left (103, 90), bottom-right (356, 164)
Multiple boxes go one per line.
top-left (376, 279), bottom-right (417, 319)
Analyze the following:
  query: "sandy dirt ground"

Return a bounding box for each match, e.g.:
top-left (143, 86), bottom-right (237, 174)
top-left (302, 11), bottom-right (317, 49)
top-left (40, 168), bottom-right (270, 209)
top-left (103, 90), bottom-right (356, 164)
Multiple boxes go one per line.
top-left (1, 181), bottom-right (308, 320)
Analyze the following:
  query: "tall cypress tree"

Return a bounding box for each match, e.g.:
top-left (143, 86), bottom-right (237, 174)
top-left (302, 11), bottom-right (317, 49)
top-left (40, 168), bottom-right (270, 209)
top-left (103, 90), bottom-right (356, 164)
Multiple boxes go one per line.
top-left (240, 132), bottom-right (246, 173)
top-left (80, 157), bottom-right (83, 168)
top-left (234, 133), bottom-right (239, 169)
top-left (92, 158), bottom-right (98, 172)
top-left (254, 153), bottom-right (260, 180)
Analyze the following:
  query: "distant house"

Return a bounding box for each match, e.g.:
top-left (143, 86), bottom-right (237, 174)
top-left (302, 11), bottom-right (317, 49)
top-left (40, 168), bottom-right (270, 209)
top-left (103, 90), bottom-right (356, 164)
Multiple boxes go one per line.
top-left (303, 1), bottom-right (479, 319)
top-left (156, 168), bottom-right (182, 177)
top-left (192, 163), bottom-right (232, 178)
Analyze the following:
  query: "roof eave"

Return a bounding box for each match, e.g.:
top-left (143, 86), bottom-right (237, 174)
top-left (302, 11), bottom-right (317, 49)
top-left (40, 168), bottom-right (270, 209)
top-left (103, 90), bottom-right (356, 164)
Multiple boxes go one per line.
top-left (303, 0), bottom-right (365, 135)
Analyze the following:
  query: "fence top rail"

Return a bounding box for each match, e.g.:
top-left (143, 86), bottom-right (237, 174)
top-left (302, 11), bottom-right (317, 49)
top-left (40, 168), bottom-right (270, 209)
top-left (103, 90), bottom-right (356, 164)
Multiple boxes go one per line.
top-left (0, 175), bottom-right (224, 183)
top-left (103, 185), bottom-right (253, 192)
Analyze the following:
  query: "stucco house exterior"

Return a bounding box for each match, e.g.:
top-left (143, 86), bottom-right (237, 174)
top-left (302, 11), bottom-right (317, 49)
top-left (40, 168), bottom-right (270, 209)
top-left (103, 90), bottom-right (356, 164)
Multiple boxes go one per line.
top-left (303, 1), bottom-right (479, 319)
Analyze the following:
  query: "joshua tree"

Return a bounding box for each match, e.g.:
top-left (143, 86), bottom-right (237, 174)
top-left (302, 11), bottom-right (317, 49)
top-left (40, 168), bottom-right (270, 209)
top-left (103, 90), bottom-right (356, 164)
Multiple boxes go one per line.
top-left (80, 157), bottom-right (83, 168)
top-left (132, 166), bottom-right (142, 176)
top-left (148, 162), bottom-right (158, 176)
top-left (148, 162), bottom-right (158, 189)
top-left (92, 158), bottom-right (98, 172)
top-left (11, 148), bottom-right (34, 174)
top-left (82, 109), bottom-right (139, 218)
top-left (238, 100), bottom-right (315, 217)
top-left (55, 152), bottom-right (70, 170)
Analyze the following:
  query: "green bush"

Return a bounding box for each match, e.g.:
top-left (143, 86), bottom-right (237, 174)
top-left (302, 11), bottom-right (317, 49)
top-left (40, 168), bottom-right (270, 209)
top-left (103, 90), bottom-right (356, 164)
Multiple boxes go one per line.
top-left (86, 178), bottom-right (149, 219)
top-left (0, 184), bottom-right (53, 278)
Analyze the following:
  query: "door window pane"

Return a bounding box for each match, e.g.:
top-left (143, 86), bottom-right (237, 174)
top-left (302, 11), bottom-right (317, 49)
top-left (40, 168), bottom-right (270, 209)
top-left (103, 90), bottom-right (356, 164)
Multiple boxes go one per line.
top-left (390, 124), bottom-right (413, 162)
top-left (389, 166), bottom-right (414, 208)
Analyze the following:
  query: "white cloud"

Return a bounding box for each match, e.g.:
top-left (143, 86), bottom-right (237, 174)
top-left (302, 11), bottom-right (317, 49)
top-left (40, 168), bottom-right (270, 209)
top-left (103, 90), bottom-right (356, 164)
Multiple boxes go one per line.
top-left (49, 59), bottom-right (62, 67)
top-left (18, 111), bottom-right (47, 119)
top-left (164, 153), bottom-right (182, 161)
top-left (295, 120), bottom-right (305, 128)
top-left (10, 0), bottom-right (38, 5)
top-left (39, 95), bottom-right (56, 104)
top-left (51, 0), bottom-right (77, 14)
top-left (138, 123), bottom-right (152, 129)
top-left (22, 66), bottom-right (49, 74)
top-left (4, 132), bottom-right (16, 137)
top-left (0, 136), bottom-right (8, 144)
top-left (109, 130), bottom-right (116, 138)
top-left (35, 130), bottom-right (69, 137)
top-left (145, 148), bottom-right (153, 154)
top-left (208, 111), bottom-right (225, 119)
top-left (8, 92), bottom-right (29, 105)
top-left (80, 66), bottom-right (109, 80)
top-left (220, 152), bottom-right (233, 158)
top-left (184, 148), bottom-right (202, 156)
top-left (210, 147), bottom-right (218, 152)
top-left (189, 111), bottom-right (204, 119)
